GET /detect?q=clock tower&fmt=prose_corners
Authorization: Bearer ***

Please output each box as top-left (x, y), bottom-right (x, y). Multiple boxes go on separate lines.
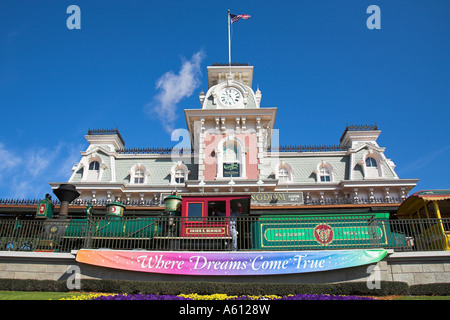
top-left (184, 63), bottom-right (277, 191)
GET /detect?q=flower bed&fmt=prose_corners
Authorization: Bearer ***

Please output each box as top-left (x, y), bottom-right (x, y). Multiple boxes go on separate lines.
top-left (66, 293), bottom-right (375, 300)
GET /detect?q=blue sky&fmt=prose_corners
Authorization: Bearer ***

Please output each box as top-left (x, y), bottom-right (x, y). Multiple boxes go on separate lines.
top-left (0, 0), bottom-right (449, 199)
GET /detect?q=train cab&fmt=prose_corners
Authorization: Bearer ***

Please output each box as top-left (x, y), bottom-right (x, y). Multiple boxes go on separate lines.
top-left (180, 195), bottom-right (250, 238)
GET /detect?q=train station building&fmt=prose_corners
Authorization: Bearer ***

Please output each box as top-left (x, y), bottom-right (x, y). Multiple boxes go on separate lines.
top-left (54, 62), bottom-right (418, 215)
top-left (3, 63), bottom-right (450, 289)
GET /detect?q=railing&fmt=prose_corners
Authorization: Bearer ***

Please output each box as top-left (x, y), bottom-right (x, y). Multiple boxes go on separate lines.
top-left (0, 196), bottom-right (405, 208)
top-left (0, 216), bottom-right (448, 253)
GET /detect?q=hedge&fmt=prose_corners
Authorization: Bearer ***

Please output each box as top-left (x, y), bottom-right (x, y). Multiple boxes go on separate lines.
top-left (1, 279), bottom-right (450, 296)
top-left (0, 279), bottom-right (419, 296)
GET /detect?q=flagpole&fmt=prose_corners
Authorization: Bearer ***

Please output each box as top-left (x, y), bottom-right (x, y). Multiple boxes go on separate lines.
top-left (228, 9), bottom-right (231, 74)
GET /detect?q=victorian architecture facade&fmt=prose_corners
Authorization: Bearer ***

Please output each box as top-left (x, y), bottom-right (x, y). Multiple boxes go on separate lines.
top-left (52, 63), bottom-right (418, 211)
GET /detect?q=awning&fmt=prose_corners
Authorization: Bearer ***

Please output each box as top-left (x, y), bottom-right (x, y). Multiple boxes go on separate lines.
top-left (396, 190), bottom-right (450, 217)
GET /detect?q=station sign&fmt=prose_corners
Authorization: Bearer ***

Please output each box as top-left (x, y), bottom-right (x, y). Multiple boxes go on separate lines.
top-left (250, 192), bottom-right (303, 206)
top-left (161, 192), bottom-right (304, 206)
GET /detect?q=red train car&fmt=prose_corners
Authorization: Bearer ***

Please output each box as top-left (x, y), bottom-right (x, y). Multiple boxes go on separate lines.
top-left (180, 195), bottom-right (250, 239)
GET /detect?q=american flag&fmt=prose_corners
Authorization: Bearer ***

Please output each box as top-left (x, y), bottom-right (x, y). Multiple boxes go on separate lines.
top-left (230, 13), bottom-right (251, 23)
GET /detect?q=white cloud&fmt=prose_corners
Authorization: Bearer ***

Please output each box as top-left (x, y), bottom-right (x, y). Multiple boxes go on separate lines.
top-left (145, 50), bottom-right (205, 133)
top-left (0, 141), bottom-right (83, 199)
top-left (0, 142), bottom-right (20, 173)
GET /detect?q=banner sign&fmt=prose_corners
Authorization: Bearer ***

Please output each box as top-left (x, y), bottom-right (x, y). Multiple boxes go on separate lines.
top-left (76, 249), bottom-right (386, 276)
top-left (223, 163), bottom-right (240, 177)
top-left (250, 192), bottom-right (303, 205)
top-left (160, 192), bottom-right (304, 206)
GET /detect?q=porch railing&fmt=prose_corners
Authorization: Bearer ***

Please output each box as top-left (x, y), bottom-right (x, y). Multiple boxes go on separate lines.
top-left (0, 216), bottom-right (448, 253)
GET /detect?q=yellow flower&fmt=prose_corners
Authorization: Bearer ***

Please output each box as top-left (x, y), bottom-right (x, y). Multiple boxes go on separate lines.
top-left (60, 293), bottom-right (120, 300)
top-left (177, 293), bottom-right (281, 300)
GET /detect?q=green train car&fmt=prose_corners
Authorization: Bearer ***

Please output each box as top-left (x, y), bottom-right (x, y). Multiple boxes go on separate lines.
top-left (251, 213), bottom-right (408, 250)
top-left (1, 191), bottom-right (409, 252)
top-left (37, 202), bottom-right (160, 251)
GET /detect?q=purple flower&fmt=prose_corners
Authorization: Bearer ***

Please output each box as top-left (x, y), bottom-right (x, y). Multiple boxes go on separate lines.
top-left (92, 294), bottom-right (193, 300)
top-left (91, 294), bottom-right (374, 301)
top-left (273, 294), bottom-right (374, 300)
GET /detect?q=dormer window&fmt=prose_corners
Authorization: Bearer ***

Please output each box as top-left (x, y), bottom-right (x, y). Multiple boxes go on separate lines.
top-left (89, 161), bottom-right (100, 171)
top-left (134, 169), bottom-right (145, 184)
top-left (175, 169), bottom-right (185, 184)
top-left (80, 153), bottom-right (105, 182)
top-left (278, 167), bottom-right (290, 183)
top-left (364, 156), bottom-right (382, 178)
top-left (170, 161), bottom-right (189, 185)
top-left (366, 157), bottom-right (378, 168)
top-left (130, 164), bottom-right (148, 185)
top-left (319, 166), bottom-right (331, 182)
top-left (87, 160), bottom-right (100, 181)
top-left (276, 162), bottom-right (293, 184)
top-left (316, 161), bottom-right (334, 183)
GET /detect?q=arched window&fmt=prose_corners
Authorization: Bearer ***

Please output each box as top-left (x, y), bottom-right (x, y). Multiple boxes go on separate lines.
top-left (87, 160), bottom-right (100, 181)
top-left (89, 161), bottom-right (100, 171)
top-left (134, 169), bottom-right (144, 184)
top-left (276, 162), bottom-right (293, 184)
top-left (278, 167), bottom-right (290, 183)
top-left (319, 166), bottom-right (331, 182)
top-left (223, 141), bottom-right (240, 177)
top-left (175, 169), bottom-right (185, 184)
top-left (366, 157), bottom-right (378, 168)
top-left (130, 164), bottom-right (148, 184)
top-left (80, 152), bottom-right (105, 182)
top-left (170, 161), bottom-right (189, 185)
top-left (216, 136), bottom-right (246, 179)
top-left (364, 156), bottom-right (382, 178)
top-left (316, 161), bottom-right (334, 183)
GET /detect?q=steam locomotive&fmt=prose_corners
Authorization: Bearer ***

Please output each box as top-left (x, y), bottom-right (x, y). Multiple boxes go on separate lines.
top-left (1, 184), bottom-right (408, 252)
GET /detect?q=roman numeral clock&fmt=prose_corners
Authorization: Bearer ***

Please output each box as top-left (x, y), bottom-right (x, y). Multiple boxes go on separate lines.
top-left (220, 87), bottom-right (242, 107)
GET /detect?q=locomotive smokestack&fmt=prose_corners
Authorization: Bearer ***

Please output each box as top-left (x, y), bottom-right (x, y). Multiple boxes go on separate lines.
top-left (53, 184), bottom-right (80, 219)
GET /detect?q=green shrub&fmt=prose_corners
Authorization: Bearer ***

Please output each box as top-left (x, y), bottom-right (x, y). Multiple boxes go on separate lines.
top-left (410, 283), bottom-right (450, 296)
top-left (0, 278), bottom-right (411, 296)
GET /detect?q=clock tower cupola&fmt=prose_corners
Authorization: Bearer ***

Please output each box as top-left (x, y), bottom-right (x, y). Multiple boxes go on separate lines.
top-left (185, 63), bottom-right (277, 192)
top-left (199, 63), bottom-right (261, 109)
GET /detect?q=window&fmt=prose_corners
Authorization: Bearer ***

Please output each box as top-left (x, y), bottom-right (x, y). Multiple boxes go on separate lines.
top-left (316, 161), bottom-right (333, 183)
top-left (276, 162), bottom-right (292, 183)
top-left (207, 201), bottom-right (226, 218)
top-left (224, 144), bottom-right (238, 162)
top-left (89, 161), bottom-right (99, 171)
top-left (366, 157), bottom-right (378, 168)
top-left (319, 167), bottom-right (331, 182)
top-left (86, 160), bottom-right (100, 181)
top-left (170, 162), bottom-right (189, 184)
top-left (217, 137), bottom-right (246, 178)
top-left (175, 169), bottom-right (185, 184)
top-left (187, 202), bottom-right (203, 221)
top-left (134, 169), bottom-right (144, 184)
top-left (223, 141), bottom-right (240, 177)
top-left (365, 156), bottom-right (381, 178)
top-left (130, 164), bottom-right (147, 184)
top-left (278, 167), bottom-right (290, 183)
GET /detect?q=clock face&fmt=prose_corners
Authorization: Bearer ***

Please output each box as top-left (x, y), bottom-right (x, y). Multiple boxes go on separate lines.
top-left (219, 88), bottom-right (241, 107)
